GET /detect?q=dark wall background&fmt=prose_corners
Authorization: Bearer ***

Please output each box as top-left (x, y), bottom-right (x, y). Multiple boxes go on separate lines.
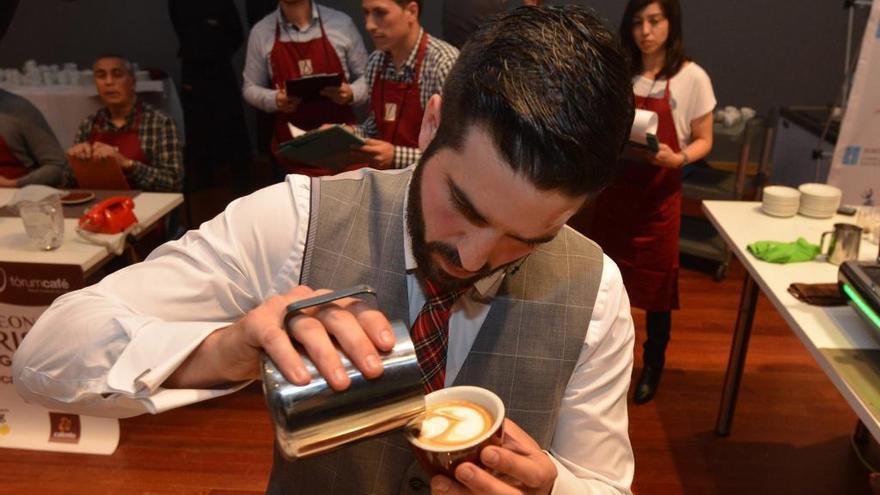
top-left (0, 0), bottom-right (870, 114)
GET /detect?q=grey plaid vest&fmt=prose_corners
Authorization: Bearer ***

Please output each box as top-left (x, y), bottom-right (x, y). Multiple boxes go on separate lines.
top-left (267, 168), bottom-right (604, 494)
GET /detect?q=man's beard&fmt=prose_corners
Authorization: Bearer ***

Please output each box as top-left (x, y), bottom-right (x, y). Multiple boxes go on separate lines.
top-left (406, 158), bottom-right (509, 293)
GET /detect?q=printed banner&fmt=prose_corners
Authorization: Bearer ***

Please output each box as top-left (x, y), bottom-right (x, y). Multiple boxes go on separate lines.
top-left (829, 0), bottom-right (880, 204)
top-left (0, 262), bottom-right (119, 455)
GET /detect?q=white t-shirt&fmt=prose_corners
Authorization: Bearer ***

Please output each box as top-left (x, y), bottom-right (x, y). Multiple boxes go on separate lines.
top-left (632, 61), bottom-right (716, 150)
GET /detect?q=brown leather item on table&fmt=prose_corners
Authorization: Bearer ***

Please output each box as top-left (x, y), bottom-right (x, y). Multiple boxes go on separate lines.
top-left (787, 282), bottom-right (847, 306)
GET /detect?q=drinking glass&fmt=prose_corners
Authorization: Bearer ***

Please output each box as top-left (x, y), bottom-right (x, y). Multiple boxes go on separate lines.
top-left (18, 195), bottom-right (64, 250)
top-left (857, 206), bottom-right (880, 244)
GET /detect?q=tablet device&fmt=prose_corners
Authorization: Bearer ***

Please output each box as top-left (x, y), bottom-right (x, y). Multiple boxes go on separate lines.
top-left (276, 124), bottom-right (366, 170)
top-left (70, 156), bottom-right (131, 190)
top-left (285, 73), bottom-right (344, 101)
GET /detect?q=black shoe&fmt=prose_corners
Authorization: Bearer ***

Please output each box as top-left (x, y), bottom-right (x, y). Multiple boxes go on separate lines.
top-left (633, 365), bottom-right (663, 404)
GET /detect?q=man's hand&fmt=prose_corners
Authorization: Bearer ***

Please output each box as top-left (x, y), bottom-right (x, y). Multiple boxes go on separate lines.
top-left (164, 285), bottom-right (396, 391)
top-left (0, 176), bottom-right (17, 187)
top-left (66, 142), bottom-right (93, 161)
top-left (320, 82), bottom-right (354, 105)
top-left (650, 143), bottom-right (684, 169)
top-left (351, 139), bottom-right (394, 169)
top-left (276, 86), bottom-right (302, 113)
top-left (430, 419), bottom-right (558, 495)
top-left (91, 141), bottom-right (130, 168)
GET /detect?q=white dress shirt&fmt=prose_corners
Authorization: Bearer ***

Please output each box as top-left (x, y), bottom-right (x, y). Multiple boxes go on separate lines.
top-left (243, 3), bottom-right (369, 112)
top-left (14, 170), bottom-right (634, 494)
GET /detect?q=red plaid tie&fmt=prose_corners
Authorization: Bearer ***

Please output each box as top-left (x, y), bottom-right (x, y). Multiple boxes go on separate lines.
top-left (411, 280), bottom-right (467, 393)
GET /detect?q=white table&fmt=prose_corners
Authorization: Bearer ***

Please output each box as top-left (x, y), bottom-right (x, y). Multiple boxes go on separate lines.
top-left (1, 79), bottom-right (184, 149)
top-left (704, 200), bottom-right (880, 439)
top-left (0, 189), bottom-right (183, 275)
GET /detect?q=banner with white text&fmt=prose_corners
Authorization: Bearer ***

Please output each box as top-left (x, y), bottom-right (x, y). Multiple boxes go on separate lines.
top-left (0, 262), bottom-right (118, 455)
top-left (829, 0), bottom-right (880, 204)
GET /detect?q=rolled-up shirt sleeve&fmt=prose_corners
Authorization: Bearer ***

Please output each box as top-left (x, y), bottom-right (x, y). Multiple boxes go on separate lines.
top-left (13, 176), bottom-right (311, 418)
top-left (549, 255), bottom-right (635, 494)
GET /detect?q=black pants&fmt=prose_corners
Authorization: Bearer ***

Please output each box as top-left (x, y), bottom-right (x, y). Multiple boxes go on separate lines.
top-left (643, 311), bottom-right (671, 368)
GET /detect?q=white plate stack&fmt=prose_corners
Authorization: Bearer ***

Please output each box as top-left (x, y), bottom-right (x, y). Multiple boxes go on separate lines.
top-left (761, 185), bottom-right (800, 217)
top-left (798, 183), bottom-right (842, 218)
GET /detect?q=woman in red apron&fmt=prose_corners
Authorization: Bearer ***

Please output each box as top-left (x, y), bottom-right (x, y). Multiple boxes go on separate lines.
top-left (589, 0), bottom-right (715, 404)
top-left (270, 2), bottom-right (358, 177)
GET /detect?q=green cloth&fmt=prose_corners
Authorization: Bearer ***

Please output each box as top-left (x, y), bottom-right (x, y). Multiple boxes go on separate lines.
top-left (747, 237), bottom-right (821, 264)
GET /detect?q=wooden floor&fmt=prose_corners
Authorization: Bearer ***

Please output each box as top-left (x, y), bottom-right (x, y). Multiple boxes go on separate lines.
top-left (2, 165), bottom-right (877, 494)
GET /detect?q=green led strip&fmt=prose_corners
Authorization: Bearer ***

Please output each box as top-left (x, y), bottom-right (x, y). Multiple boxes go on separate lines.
top-left (842, 283), bottom-right (880, 328)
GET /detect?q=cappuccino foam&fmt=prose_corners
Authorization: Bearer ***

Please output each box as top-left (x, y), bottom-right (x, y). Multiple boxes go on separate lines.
top-left (416, 400), bottom-right (493, 447)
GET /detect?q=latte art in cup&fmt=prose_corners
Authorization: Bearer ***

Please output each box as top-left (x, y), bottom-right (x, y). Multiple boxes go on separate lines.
top-left (414, 400), bottom-right (494, 447)
top-left (405, 386), bottom-right (505, 477)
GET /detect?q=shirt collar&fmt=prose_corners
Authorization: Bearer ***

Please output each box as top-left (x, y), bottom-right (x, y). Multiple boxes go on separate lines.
top-left (402, 166), bottom-right (506, 299)
top-left (97, 99), bottom-right (138, 130)
top-left (386, 28), bottom-right (424, 75)
top-left (276, 2), bottom-right (319, 31)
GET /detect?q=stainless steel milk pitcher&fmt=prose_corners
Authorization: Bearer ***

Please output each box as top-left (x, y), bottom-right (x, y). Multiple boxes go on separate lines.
top-left (261, 285), bottom-right (425, 461)
top-left (820, 223), bottom-right (862, 265)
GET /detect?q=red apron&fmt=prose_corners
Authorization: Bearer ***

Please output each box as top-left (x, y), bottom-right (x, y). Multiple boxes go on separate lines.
top-left (0, 135), bottom-right (28, 180)
top-left (589, 79), bottom-right (681, 311)
top-left (270, 11), bottom-right (358, 176)
top-left (370, 31), bottom-right (429, 148)
top-left (88, 103), bottom-right (152, 190)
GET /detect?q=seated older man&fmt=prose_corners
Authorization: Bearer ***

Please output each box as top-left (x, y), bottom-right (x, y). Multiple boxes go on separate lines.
top-left (0, 89), bottom-right (67, 187)
top-left (67, 55), bottom-right (183, 192)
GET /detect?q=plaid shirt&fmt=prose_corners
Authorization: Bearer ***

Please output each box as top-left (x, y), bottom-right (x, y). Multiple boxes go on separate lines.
top-left (354, 29), bottom-right (459, 168)
top-left (74, 101), bottom-right (183, 192)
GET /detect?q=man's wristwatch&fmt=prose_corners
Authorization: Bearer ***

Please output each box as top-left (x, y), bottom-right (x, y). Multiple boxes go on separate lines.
top-left (679, 151), bottom-right (689, 167)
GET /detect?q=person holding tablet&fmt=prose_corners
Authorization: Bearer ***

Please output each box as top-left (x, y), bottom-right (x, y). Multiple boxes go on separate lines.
top-left (243, 0), bottom-right (368, 176)
top-left (345, 0), bottom-right (458, 170)
top-left (588, 0), bottom-right (715, 404)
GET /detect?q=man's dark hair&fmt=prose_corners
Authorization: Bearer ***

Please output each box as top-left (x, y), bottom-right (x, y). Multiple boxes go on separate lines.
top-left (620, 0), bottom-right (687, 79)
top-left (422, 6), bottom-right (634, 197)
top-left (393, 0), bottom-right (421, 19)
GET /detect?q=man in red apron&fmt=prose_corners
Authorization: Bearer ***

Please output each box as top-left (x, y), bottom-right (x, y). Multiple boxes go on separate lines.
top-left (67, 56), bottom-right (183, 192)
top-left (0, 89), bottom-right (67, 187)
top-left (346, 0), bottom-right (459, 170)
top-left (243, 0), bottom-right (369, 176)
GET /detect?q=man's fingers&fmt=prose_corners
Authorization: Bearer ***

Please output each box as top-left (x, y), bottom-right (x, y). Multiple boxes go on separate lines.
top-left (351, 304), bottom-right (396, 352)
top-left (260, 323), bottom-right (310, 385)
top-left (315, 303), bottom-right (383, 380)
top-left (452, 463), bottom-right (520, 495)
top-left (500, 419), bottom-right (542, 453)
top-left (480, 446), bottom-right (544, 488)
top-left (289, 314), bottom-right (350, 390)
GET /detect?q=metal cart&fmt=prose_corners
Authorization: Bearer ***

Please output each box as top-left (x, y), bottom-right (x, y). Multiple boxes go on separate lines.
top-left (679, 115), bottom-right (773, 280)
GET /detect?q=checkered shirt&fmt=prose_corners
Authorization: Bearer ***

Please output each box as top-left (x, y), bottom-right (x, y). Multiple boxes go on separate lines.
top-left (74, 101), bottom-right (183, 192)
top-left (353, 29), bottom-right (459, 168)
